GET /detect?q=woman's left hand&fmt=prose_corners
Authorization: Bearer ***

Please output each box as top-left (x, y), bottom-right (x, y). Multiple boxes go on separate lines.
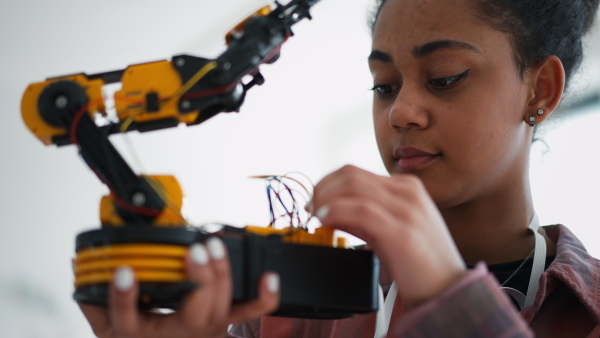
top-left (311, 165), bottom-right (466, 308)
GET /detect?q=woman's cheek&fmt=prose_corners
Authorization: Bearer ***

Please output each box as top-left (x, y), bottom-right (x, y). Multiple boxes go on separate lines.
top-left (373, 114), bottom-right (394, 171)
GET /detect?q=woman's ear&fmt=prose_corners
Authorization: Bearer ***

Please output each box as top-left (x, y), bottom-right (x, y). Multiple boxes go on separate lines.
top-left (524, 55), bottom-right (565, 125)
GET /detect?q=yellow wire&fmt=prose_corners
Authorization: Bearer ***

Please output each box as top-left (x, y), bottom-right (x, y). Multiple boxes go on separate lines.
top-left (120, 112), bottom-right (140, 133)
top-left (93, 63), bottom-right (221, 224)
top-left (145, 177), bottom-right (188, 224)
top-left (117, 61), bottom-right (218, 132)
top-left (170, 61), bottom-right (219, 101)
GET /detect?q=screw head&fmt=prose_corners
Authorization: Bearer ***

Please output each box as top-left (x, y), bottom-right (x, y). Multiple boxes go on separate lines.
top-left (180, 100), bottom-right (191, 109)
top-left (250, 56), bottom-right (261, 65)
top-left (55, 95), bottom-right (68, 109)
top-left (223, 62), bottom-right (232, 70)
top-left (175, 58), bottom-right (185, 67)
top-left (132, 192), bottom-right (146, 206)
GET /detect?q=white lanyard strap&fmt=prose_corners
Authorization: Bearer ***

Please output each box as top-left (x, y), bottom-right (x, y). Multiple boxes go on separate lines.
top-left (374, 281), bottom-right (398, 338)
top-left (524, 213), bottom-right (546, 308)
top-left (500, 213), bottom-right (546, 310)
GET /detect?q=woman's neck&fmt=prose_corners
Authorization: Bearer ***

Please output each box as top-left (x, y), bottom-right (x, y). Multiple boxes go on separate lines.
top-left (441, 183), bottom-right (539, 266)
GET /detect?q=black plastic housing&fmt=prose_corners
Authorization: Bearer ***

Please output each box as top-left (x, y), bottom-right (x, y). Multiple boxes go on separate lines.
top-left (74, 226), bottom-right (379, 319)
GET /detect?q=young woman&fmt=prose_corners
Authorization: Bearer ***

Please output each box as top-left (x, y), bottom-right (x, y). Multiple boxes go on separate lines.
top-left (80, 0), bottom-right (600, 337)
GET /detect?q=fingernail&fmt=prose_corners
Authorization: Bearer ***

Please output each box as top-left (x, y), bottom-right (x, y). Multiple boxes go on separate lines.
top-left (316, 205), bottom-right (329, 220)
top-left (267, 274), bottom-right (280, 293)
top-left (115, 266), bottom-right (134, 292)
top-left (206, 237), bottom-right (226, 260)
top-left (190, 243), bottom-right (209, 265)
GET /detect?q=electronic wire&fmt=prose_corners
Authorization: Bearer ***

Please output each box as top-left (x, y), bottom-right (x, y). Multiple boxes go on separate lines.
top-left (68, 60), bottom-right (226, 223)
top-left (70, 97), bottom-right (104, 146)
top-left (70, 101), bottom-right (186, 224)
top-left (252, 174), bottom-right (314, 229)
top-left (121, 133), bottom-right (146, 175)
top-left (100, 122), bottom-right (145, 224)
top-left (168, 61), bottom-right (219, 103)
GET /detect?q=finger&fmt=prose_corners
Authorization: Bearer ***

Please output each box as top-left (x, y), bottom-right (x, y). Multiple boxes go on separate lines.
top-left (316, 198), bottom-right (401, 245)
top-left (383, 174), bottom-right (447, 230)
top-left (314, 165), bottom-right (366, 192)
top-left (313, 165), bottom-right (365, 205)
top-left (180, 242), bottom-right (214, 328)
top-left (205, 237), bottom-right (232, 323)
top-left (316, 199), bottom-right (415, 295)
top-left (384, 174), bottom-right (430, 207)
top-left (109, 266), bottom-right (141, 337)
top-left (78, 303), bottom-right (112, 338)
top-left (316, 165), bottom-right (423, 205)
top-left (229, 272), bottom-right (280, 324)
top-left (313, 166), bottom-right (390, 213)
top-left (315, 169), bottom-right (428, 226)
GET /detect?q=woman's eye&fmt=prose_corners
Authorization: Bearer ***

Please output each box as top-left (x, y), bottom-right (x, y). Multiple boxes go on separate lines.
top-left (370, 84), bottom-right (399, 99)
top-left (428, 69), bottom-right (470, 90)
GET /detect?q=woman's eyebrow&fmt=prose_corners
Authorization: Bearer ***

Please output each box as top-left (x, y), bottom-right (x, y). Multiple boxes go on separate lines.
top-left (368, 50), bottom-right (393, 63)
top-left (412, 40), bottom-right (481, 58)
top-left (368, 40), bottom-right (481, 63)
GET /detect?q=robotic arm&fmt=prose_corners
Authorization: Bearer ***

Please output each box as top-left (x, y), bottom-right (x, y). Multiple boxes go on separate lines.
top-left (22, 0), bottom-right (319, 225)
top-left (21, 0), bottom-right (379, 318)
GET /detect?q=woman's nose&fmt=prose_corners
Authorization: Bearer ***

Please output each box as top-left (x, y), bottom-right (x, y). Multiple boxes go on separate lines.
top-left (388, 85), bottom-right (430, 130)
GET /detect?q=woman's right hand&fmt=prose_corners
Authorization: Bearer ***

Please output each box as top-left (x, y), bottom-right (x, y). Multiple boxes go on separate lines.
top-left (79, 237), bottom-right (280, 338)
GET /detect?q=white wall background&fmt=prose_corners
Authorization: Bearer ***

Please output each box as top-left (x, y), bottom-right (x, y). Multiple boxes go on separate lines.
top-left (0, 1), bottom-right (598, 337)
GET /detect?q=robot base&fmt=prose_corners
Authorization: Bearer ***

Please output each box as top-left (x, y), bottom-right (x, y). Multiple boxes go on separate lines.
top-left (73, 226), bottom-right (380, 319)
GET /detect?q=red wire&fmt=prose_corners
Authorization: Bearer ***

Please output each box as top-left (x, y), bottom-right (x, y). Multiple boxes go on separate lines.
top-left (70, 82), bottom-right (238, 147)
top-left (111, 193), bottom-right (162, 218)
top-left (111, 192), bottom-right (186, 223)
top-left (67, 99), bottom-right (165, 219)
top-left (68, 85), bottom-right (237, 220)
top-left (69, 102), bottom-right (92, 146)
top-left (181, 83), bottom-right (237, 100)
top-left (69, 98), bottom-right (104, 147)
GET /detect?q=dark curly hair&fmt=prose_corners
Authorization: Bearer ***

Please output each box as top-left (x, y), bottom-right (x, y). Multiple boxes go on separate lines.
top-left (368, 0), bottom-right (599, 91)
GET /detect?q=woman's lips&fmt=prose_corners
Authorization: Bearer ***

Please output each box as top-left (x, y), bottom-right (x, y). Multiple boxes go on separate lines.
top-left (397, 155), bottom-right (439, 170)
top-left (394, 147), bottom-right (440, 170)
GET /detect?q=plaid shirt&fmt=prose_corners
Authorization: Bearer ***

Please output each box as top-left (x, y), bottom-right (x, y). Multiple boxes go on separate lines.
top-left (230, 225), bottom-right (600, 337)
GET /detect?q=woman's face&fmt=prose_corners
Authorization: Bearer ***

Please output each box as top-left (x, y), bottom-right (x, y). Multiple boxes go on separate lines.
top-left (370, 0), bottom-right (534, 208)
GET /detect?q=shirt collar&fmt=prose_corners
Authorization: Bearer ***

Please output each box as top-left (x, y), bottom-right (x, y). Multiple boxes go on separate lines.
top-left (543, 224), bottom-right (600, 321)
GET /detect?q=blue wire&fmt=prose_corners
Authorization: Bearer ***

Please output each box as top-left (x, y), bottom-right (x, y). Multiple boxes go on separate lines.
top-left (267, 184), bottom-right (275, 224)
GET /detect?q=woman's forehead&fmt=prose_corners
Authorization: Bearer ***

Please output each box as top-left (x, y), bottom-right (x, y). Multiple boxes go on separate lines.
top-left (371, 0), bottom-right (503, 59)
top-left (376, 0), bottom-right (473, 21)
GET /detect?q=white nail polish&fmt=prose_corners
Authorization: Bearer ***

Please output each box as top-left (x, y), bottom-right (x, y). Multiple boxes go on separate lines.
top-left (206, 237), bottom-right (226, 260)
top-left (190, 243), bottom-right (209, 265)
top-left (115, 266), bottom-right (134, 291)
top-left (267, 274), bottom-right (280, 293)
top-left (316, 205), bottom-right (330, 220)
